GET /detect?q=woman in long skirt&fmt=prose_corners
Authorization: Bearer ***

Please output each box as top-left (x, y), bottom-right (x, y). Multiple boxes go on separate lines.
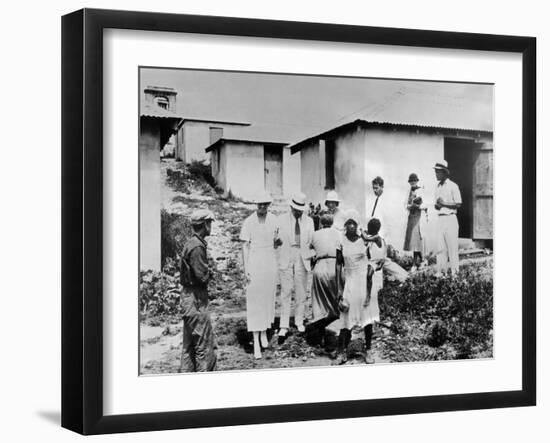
top-left (403, 173), bottom-right (427, 271)
top-left (336, 211), bottom-right (386, 365)
top-left (309, 211), bottom-right (341, 353)
top-left (240, 192), bottom-right (280, 359)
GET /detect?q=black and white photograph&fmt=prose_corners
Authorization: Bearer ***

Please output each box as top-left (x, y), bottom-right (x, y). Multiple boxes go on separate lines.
top-left (139, 67), bottom-right (494, 374)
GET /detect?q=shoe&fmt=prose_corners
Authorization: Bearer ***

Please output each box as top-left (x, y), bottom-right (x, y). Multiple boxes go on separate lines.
top-left (260, 332), bottom-right (269, 348)
top-left (410, 265), bottom-right (417, 273)
top-left (364, 350), bottom-right (375, 364)
top-left (297, 324), bottom-right (305, 333)
top-left (278, 328), bottom-right (288, 337)
top-left (336, 351), bottom-right (348, 365)
top-left (254, 349), bottom-right (262, 360)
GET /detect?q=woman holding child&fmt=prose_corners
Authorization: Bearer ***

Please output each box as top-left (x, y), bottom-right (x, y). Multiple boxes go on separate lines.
top-left (336, 210), bottom-right (386, 364)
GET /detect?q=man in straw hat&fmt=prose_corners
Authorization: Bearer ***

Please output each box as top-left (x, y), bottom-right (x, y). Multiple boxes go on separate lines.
top-left (434, 160), bottom-right (462, 274)
top-left (240, 191), bottom-right (280, 359)
top-left (179, 208), bottom-right (217, 372)
top-left (276, 192), bottom-right (315, 337)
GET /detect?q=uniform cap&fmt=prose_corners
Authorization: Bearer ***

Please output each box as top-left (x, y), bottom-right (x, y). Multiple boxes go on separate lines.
top-left (190, 209), bottom-right (215, 225)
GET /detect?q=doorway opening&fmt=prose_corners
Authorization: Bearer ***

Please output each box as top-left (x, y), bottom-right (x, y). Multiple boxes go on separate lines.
top-left (443, 137), bottom-right (475, 239)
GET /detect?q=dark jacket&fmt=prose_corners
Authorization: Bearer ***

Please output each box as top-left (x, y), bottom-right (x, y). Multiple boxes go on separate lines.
top-left (181, 234), bottom-right (210, 306)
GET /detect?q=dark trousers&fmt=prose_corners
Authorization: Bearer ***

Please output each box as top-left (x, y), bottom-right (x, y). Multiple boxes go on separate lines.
top-left (180, 291), bottom-right (217, 372)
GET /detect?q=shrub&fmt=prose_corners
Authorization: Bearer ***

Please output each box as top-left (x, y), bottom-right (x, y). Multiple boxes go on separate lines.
top-left (379, 262), bottom-right (493, 359)
top-left (188, 160), bottom-right (216, 188)
top-left (139, 270), bottom-right (182, 316)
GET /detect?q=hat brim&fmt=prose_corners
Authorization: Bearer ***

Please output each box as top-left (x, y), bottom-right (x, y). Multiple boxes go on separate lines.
top-left (325, 199), bottom-right (341, 204)
top-left (290, 202), bottom-right (306, 211)
top-left (433, 166), bottom-right (449, 172)
top-left (254, 199), bottom-right (272, 204)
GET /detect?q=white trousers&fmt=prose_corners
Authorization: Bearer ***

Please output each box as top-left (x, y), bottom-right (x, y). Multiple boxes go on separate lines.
top-left (437, 214), bottom-right (459, 274)
top-left (279, 246), bottom-right (308, 329)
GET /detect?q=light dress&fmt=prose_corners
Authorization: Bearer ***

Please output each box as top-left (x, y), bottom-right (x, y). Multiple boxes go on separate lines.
top-left (340, 235), bottom-right (386, 329)
top-left (240, 212), bottom-right (279, 332)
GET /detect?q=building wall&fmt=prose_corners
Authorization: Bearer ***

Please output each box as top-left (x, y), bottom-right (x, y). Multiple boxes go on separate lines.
top-left (224, 143), bottom-right (265, 200)
top-left (300, 140), bottom-right (323, 205)
top-left (333, 130), bottom-right (368, 220)
top-left (211, 144), bottom-right (227, 191)
top-left (176, 121), bottom-right (247, 163)
top-left (298, 126), bottom-right (495, 253)
top-left (139, 119), bottom-right (161, 271)
top-left (283, 147), bottom-right (301, 197)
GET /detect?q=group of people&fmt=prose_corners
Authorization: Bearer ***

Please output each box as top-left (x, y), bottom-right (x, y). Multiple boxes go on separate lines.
top-left (178, 160), bottom-right (462, 371)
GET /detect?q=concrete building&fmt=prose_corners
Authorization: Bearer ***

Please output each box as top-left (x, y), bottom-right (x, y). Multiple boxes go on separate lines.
top-left (140, 86), bottom-right (182, 271)
top-left (289, 91), bottom-right (493, 252)
top-left (206, 138), bottom-right (301, 201)
top-left (174, 119), bottom-right (250, 163)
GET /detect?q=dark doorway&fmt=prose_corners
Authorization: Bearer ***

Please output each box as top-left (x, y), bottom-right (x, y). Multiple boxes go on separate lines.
top-left (443, 137), bottom-right (475, 239)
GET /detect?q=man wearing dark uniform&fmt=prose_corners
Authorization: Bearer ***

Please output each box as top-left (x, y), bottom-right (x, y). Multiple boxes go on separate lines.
top-left (180, 209), bottom-right (217, 372)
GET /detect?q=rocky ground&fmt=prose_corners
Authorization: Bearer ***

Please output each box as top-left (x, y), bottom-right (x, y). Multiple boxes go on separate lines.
top-left (139, 159), bottom-right (493, 374)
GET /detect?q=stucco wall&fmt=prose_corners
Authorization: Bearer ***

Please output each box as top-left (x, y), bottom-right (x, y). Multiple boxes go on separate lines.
top-left (300, 140), bottom-right (323, 205)
top-left (224, 143), bottom-right (265, 200)
top-left (333, 130), bottom-right (368, 220)
top-left (211, 145), bottom-right (227, 191)
top-left (283, 147), bottom-right (301, 197)
top-left (139, 119), bottom-right (161, 271)
top-left (178, 121), bottom-right (248, 163)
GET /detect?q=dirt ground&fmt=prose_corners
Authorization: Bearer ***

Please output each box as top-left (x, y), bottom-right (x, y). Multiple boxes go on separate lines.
top-left (140, 159), bottom-right (491, 374)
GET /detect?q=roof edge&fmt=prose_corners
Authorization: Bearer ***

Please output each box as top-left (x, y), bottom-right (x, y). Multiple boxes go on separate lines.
top-left (289, 120), bottom-right (493, 154)
top-left (205, 138), bottom-right (289, 153)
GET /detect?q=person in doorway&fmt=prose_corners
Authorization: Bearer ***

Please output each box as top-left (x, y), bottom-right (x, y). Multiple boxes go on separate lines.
top-left (336, 211), bottom-right (385, 365)
top-left (240, 191), bottom-right (280, 359)
top-left (324, 190), bottom-right (346, 232)
top-left (366, 176), bottom-right (408, 282)
top-left (276, 192), bottom-right (315, 337)
top-left (403, 173), bottom-right (427, 271)
top-left (434, 160), bottom-right (462, 274)
top-left (179, 209), bottom-right (217, 372)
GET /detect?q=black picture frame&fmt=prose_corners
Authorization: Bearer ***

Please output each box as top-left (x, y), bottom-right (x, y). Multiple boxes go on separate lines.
top-left (61, 8), bottom-right (536, 435)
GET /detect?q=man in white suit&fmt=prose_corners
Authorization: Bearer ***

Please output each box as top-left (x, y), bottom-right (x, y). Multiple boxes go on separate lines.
top-left (276, 192), bottom-right (315, 336)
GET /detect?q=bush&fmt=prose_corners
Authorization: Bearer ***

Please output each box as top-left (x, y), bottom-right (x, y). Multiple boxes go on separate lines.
top-left (379, 262), bottom-right (493, 359)
top-left (139, 270), bottom-right (182, 316)
top-left (188, 160), bottom-right (216, 189)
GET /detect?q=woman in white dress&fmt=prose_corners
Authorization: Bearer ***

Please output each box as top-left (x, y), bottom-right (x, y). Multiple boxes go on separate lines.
top-left (336, 211), bottom-right (386, 364)
top-left (240, 192), bottom-right (280, 359)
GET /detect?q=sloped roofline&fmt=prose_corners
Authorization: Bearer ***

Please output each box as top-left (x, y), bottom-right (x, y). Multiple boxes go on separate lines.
top-left (289, 119), bottom-right (493, 154)
top-left (205, 138), bottom-right (289, 153)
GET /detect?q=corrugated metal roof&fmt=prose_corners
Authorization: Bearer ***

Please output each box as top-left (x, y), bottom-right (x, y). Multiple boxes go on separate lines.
top-left (140, 102), bottom-right (182, 119)
top-left (356, 89), bottom-right (493, 131)
top-left (288, 89), bottom-right (493, 153)
top-left (180, 117), bottom-right (251, 126)
top-left (289, 119), bottom-right (492, 154)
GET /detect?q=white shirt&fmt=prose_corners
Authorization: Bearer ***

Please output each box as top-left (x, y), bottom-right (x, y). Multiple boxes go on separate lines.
top-left (435, 179), bottom-right (462, 215)
top-left (367, 193), bottom-right (393, 246)
top-left (239, 212), bottom-right (279, 249)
